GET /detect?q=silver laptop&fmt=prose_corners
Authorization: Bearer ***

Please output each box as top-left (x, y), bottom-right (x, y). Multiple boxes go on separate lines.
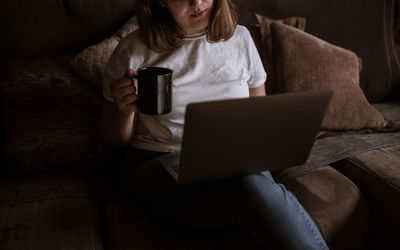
top-left (158, 89), bottom-right (333, 185)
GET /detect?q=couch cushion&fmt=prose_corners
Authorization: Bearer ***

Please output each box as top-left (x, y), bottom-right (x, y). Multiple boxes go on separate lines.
top-left (278, 166), bottom-right (368, 249)
top-left (235, 0), bottom-right (400, 103)
top-left (253, 14), bottom-right (306, 95)
top-left (70, 16), bottom-right (139, 89)
top-left (0, 0), bottom-right (137, 58)
top-left (333, 145), bottom-right (400, 249)
top-left (0, 170), bottom-right (122, 207)
top-left (270, 22), bottom-right (400, 134)
top-left (103, 202), bottom-right (220, 250)
top-left (0, 198), bottom-right (103, 250)
top-left (0, 54), bottom-right (109, 175)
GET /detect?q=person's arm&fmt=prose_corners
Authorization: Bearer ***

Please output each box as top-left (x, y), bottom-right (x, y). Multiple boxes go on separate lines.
top-left (99, 69), bottom-right (139, 147)
top-left (249, 84), bottom-right (266, 97)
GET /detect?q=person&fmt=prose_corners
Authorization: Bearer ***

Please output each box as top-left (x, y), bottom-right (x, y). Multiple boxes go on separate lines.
top-left (99, 0), bottom-right (329, 249)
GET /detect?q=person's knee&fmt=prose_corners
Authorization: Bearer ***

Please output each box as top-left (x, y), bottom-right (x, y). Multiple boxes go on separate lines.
top-left (233, 173), bottom-right (298, 218)
top-left (237, 173), bottom-right (284, 196)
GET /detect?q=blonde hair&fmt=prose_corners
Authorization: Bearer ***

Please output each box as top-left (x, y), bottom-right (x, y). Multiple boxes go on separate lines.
top-left (137, 0), bottom-right (237, 52)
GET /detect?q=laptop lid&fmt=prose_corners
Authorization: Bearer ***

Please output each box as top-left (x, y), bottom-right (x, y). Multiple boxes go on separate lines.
top-left (175, 89), bottom-right (333, 185)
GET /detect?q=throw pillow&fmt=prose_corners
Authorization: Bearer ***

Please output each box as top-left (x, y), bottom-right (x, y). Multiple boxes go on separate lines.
top-left (270, 22), bottom-right (400, 133)
top-left (70, 16), bottom-right (138, 89)
top-left (255, 13), bottom-right (306, 94)
top-left (0, 54), bottom-right (111, 175)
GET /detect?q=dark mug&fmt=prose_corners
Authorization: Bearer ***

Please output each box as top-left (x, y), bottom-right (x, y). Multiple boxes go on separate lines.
top-left (132, 67), bottom-right (173, 115)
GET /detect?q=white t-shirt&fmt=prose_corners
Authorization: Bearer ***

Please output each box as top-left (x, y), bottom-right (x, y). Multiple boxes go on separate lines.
top-left (103, 25), bottom-right (267, 152)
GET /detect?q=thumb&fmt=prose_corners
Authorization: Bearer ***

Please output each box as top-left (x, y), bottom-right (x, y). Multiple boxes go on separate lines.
top-left (125, 68), bottom-right (135, 78)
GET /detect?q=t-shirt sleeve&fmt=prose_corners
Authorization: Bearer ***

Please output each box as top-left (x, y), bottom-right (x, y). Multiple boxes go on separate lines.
top-left (102, 40), bottom-right (130, 102)
top-left (242, 27), bottom-right (267, 88)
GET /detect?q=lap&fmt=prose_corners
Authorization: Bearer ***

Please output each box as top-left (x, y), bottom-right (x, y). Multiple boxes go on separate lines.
top-left (114, 147), bottom-right (328, 250)
top-left (116, 147), bottom-right (290, 229)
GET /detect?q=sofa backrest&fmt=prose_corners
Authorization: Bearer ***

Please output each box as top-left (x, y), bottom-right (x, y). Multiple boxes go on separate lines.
top-left (0, 0), bottom-right (137, 58)
top-left (236, 0), bottom-right (400, 102)
top-left (1, 0), bottom-right (399, 103)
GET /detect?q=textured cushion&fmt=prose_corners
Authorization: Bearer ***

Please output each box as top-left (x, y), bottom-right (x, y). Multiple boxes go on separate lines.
top-left (278, 166), bottom-right (368, 249)
top-left (0, 0), bottom-right (137, 58)
top-left (0, 54), bottom-right (107, 175)
top-left (0, 198), bottom-right (103, 250)
top-left (270, 22), bottom-right (400, 133)
top-left (103, 202), bottom-right (220, 250)
top-left (235, 0), bottom-right (400, 103)
top-left (333, 145), bottom-right (400, 249)
top-left (254, 14), bottom-right (306, 94)
top-left (0, 171), bottom-right (122, 207)
top-left (70, 16), bottom-right (138, 89)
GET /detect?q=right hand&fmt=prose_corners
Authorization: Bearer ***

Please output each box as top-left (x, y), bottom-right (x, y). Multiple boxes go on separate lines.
top-left (110, 69), bottom-right (138, 114)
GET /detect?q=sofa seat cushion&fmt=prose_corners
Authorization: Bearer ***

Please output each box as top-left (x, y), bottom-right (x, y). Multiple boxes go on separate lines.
top-left (333, 145), bottom-right (400, 249)
top-left (335, 145), bottom-right (400, 189)
top-left (104, 166), bottom-right (367, 250)
top-left (0, 197), bottom-right (103, 250)
top-left (0, 170), bottom-right (123, 207)
top-left (103, 202), bottom-right (220, 250)
top-left (0, 171), bottom-right (123, 207)
top-left (278, 166), bottom-right (368, 249)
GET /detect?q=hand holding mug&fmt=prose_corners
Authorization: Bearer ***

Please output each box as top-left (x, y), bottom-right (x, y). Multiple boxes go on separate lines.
top-left (110, 67), bottom-right (172, 115)
top-left (110, 69), bottom-right (138, 114)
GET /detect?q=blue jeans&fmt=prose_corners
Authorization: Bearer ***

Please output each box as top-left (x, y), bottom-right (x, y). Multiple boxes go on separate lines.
top-left (116, 147), bottom-right (329, 250)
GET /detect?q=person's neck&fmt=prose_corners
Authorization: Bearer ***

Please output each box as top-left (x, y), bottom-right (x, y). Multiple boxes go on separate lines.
top-left (184, 27), bottom-right (206, 36)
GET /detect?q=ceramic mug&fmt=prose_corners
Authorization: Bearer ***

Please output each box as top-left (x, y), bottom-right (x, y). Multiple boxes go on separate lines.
top-left (132, 67), bottom-right (173, 115)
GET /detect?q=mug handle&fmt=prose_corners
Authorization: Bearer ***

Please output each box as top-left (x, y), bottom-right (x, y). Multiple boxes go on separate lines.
top-left (128, 74), bottom-right (139, 96)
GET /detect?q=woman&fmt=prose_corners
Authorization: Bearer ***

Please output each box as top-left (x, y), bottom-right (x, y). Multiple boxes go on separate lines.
top-left (99, 0), bottom-right (329, 249)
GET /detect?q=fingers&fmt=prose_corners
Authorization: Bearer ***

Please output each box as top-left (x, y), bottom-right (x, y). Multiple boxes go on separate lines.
top-left (110, 81), bottom-right (137, 99)
top-left (109, 69), bottom-right (139, 114)
top-left (111, 74), bottom-right (134, 89)
top-left (114, 92), bottom-right (138, 114)
top-left (124, 68), bottom-right (135, 78)
top-left (110, 69), bottom-right (135, 89)
top-left (115, 84), bottom-right (136, 97)
top-left (116, 93), bottom-right (138, 108)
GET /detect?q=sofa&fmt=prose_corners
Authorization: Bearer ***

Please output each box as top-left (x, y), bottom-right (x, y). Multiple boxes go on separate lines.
top-left (0, 0), bottom-right (399, 249)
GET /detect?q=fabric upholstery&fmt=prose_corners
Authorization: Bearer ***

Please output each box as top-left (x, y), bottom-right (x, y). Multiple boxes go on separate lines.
top-left (103, 202), bottom-right (220, 250)
top-left (254, 14), bottom-right (306, 94)
top-left (345, 145), bottom-right (400, 188)
top-left (105, 166), bottom-right (367, 249)
top-left (0, 54), bottom-right (107, 175)
top-left (0, 170), bottom-right (123, 207)
top-left (70, 16), bottom-right (138, 89)
top-left (0, 0), bottom-right (395, 249)
top-left (278, 166), bottom-right (367, 248)
top-left (0, 0), bottom-right (137, 58)
top-left (0, 198), bottom-right (103, 250)
top-left (235, 0), bottom-right (400, 103)
top-left (333, 145), bottom-right (400, 250)
top-left (270, 22), bottom-right (400, 133)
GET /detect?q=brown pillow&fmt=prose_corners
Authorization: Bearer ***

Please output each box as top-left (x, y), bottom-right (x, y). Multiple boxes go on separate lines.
top-left (255, 13), bottom-right (306, 94)
top-left (0, 54), bottom-right (110, 175)
top-left (270, 22), bottom-right (400, 133)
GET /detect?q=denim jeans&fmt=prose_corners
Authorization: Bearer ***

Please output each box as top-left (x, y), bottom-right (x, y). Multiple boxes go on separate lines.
top-left (116, 147), bottom-right (329, 250)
